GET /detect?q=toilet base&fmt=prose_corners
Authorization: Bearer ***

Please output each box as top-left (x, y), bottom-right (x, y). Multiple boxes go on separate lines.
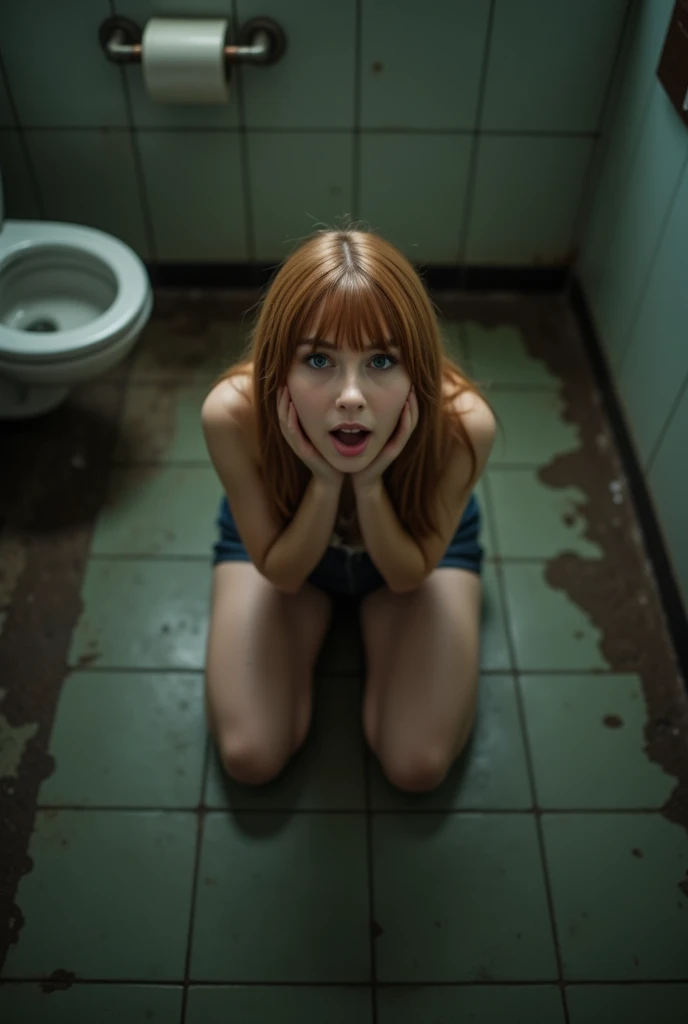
top-left (0, 373), bottom-right (69, 419)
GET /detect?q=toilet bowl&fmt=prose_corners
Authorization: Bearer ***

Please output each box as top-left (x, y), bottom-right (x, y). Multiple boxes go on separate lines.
top-left (0, 177), bottom-right (153, 419)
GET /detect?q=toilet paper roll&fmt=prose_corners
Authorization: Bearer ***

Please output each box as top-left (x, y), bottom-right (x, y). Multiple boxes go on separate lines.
top-left (142, 19), bottom-right (230, 105)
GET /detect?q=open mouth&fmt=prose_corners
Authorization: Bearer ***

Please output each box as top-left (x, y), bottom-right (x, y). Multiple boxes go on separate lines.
top-left (329, 429), bottom-right (372, 456)
top-left (330, 429), bottom-right (371, 445)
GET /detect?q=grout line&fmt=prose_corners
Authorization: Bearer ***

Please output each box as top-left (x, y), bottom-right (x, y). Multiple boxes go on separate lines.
top-left (180, 741), bottom-right (210, 1021)
top-left (32, 805), bottom-right (670, 815)
top-left (87, 553), bottom-right (217, 562)
top-left (0, 124), bottom-right (599, 138)
top-left (457, 0), bottom-right (495, 269)
top-left (114, 11), bottom-right (158, 264)
top-left (0, 50), bottom-right (45, 219)
top-left (483, 511), bottom-right (570, 1024)
top-left (3, 976), bottom-right (686, 986)
top-left (646, 371), bottom-right (688, 477)
top-left (363, 740), bottom-right (378, 1021)
top-left (351, 0), bottom-right (362, 221)
top-left (616, 143), bottom-right (688, 380)
top-left (62, 665), bottom-right (639, 681)
top-left (577, 76), bottom-right (658, 328)
top-left (232, 0), bottom-right (256, 264)
top-left (568, 0), bottom-right (636, 258)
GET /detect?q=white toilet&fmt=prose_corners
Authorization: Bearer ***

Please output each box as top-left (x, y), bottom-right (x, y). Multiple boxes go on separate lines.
top-left (0, 170), bottom-right (153, 419)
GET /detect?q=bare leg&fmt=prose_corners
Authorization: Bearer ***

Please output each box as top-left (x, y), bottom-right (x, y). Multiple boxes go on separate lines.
top-left (205, 562), bottom-right (333, 785)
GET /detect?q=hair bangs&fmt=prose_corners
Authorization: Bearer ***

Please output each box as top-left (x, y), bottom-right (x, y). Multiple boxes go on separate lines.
top-left (294, 277), bottom-right (404, 354)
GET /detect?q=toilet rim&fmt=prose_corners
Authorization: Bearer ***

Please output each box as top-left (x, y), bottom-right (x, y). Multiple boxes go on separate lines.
top-left (0, 223), bottom-right (151, 363)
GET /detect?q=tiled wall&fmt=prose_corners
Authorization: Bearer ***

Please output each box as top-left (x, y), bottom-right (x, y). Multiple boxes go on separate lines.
top-left (578, 0), bottom-right (688, 614)
top-left (0, 0), bottom-right (628, 265)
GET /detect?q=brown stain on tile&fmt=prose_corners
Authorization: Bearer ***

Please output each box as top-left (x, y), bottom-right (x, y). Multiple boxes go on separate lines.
top-left (76, 651), bottom-right (101, 668)
top-left (0, 368), bottom-right (131, 969)
top-left (435, 294), bottom-right (688, 835)
top-left (40, 968), bottom-right (76, 993)
top-left (117, 381), bottom-right (184, 463)
top-left (128, 292), bottom-right (251, 382)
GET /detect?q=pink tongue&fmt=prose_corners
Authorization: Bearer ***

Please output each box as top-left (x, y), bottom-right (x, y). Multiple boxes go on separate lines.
top-left (334, 430), bottom-right (367, 446)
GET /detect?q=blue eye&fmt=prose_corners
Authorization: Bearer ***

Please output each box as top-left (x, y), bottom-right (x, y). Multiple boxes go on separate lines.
top-left (304, 352), bottom-right (397, 370)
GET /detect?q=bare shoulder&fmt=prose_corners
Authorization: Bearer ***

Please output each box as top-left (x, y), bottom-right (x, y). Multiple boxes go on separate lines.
top-left (201, 370), bottom-right (257, 452)
top-left (438, 385), bottom-right (496, 498)
top-left (452, 388), bottom-right (496, 451)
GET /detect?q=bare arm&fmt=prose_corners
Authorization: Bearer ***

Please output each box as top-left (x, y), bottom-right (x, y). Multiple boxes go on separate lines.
top-left (354, 396), bottom-right (497, 594)
top-left (262, 476), bottom-right (343, 594)
top-left (202, 388), bottom-right (343, 596)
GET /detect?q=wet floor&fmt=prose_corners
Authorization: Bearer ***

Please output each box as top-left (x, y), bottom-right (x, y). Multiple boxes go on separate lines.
top-left (1, 291), bottom-right (687, 1022)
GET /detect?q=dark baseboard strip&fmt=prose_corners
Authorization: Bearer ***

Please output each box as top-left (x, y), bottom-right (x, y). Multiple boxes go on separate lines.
top-left (145, 261), bottom-right (570, 293)
top-left (569, 275), bottom-right (688, 683)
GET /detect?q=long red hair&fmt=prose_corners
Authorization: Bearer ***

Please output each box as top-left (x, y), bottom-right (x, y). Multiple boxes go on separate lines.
top-left (211, 228), bottom-right (493, 540)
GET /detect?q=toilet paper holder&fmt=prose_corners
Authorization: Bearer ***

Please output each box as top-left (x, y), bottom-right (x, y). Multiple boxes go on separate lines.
top-left (99, 15), bottom-right (287, 67)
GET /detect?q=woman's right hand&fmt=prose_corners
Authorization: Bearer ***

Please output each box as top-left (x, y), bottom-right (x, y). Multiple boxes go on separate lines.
top-left (277, 387), bottom-right (344, 488)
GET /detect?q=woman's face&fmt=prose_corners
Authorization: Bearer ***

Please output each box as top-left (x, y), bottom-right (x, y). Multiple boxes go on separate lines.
top-left (285, 319), bottom-right (412, 473)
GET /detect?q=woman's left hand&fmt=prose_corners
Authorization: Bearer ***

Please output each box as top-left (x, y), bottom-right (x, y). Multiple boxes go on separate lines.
top-left (351, 388), bottom-right (419, 491)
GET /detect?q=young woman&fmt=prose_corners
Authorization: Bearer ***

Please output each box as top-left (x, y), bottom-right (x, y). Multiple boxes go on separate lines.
top-left (201, 229), bottom-right (496, 794)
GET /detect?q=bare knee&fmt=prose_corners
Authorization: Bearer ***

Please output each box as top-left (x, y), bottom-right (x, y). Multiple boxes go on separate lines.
top-left (379, 746), bottom-right (450, 794)
top-left (218, 730), bottom-right (290, 787)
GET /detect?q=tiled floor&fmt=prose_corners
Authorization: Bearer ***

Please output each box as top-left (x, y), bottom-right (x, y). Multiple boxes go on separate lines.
top-left (1, 295), bottom-right (688, 1022)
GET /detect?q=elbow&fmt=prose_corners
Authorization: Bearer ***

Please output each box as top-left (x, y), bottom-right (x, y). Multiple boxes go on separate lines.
top-left (261, 570), bottom-right (302, 595)
top-left (389, 574), bottom-right (426, 595)
top-left (257, 560), bottom-right (303, 595)
top-left (389, 555), bottom-right (428, 594)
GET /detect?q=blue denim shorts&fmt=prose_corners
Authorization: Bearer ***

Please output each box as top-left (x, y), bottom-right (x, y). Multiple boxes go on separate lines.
top-left (212, 490), bottom-right (483, 598)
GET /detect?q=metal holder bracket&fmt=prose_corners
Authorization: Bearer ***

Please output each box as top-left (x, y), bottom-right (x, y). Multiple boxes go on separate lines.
top-left (99, 15), bottom-right (286, 67)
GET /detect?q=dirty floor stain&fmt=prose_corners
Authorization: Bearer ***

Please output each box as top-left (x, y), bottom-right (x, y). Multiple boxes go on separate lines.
top-left (1, 292), bottom-right (687, 1023)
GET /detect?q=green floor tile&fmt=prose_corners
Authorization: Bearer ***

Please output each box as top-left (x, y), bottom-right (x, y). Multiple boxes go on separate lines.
top-left (464, 322), bottom-right (561, 389)
top-left (369, 675), bottom-right (532, 810)
top-left (190, 812), bottom-right (370, 982)
top-left (68, 560), bottom-right (210, 670)
top-left (480, 563), bottom-right (512, 671)
top-left (0, 983), bottom-right (183, 1023)
top-left (487, 469), bottom-right (603, 559)
top-left (130, 313), bottom-right (248, 383)
top-left (204, 673), bottom-right (366, 810)
top-left (501, 563), bottom-right (609, 670)
top-left (377, 984), bottom-right (565, 1023)
top-left (38, 672), bottom-right (206, 808)
top-left (566, 983), bottom-right (688, 1023)
top-left (92, 466), bottom-right (220, 557)
top-left (186, 985), bottom-right (373, 1023)
top-left (371, 813), bottom-right (557, 982)
top-left (1, 811), bottom-right (196, 980)
top-left (487, 391), bottom-right (580, 465)
top-left (542, 813), bottom-right (688, 980)
top-left (521, 674), bottom-right (674, 809)
top-left (115, 383), bottom-right (210, 463)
